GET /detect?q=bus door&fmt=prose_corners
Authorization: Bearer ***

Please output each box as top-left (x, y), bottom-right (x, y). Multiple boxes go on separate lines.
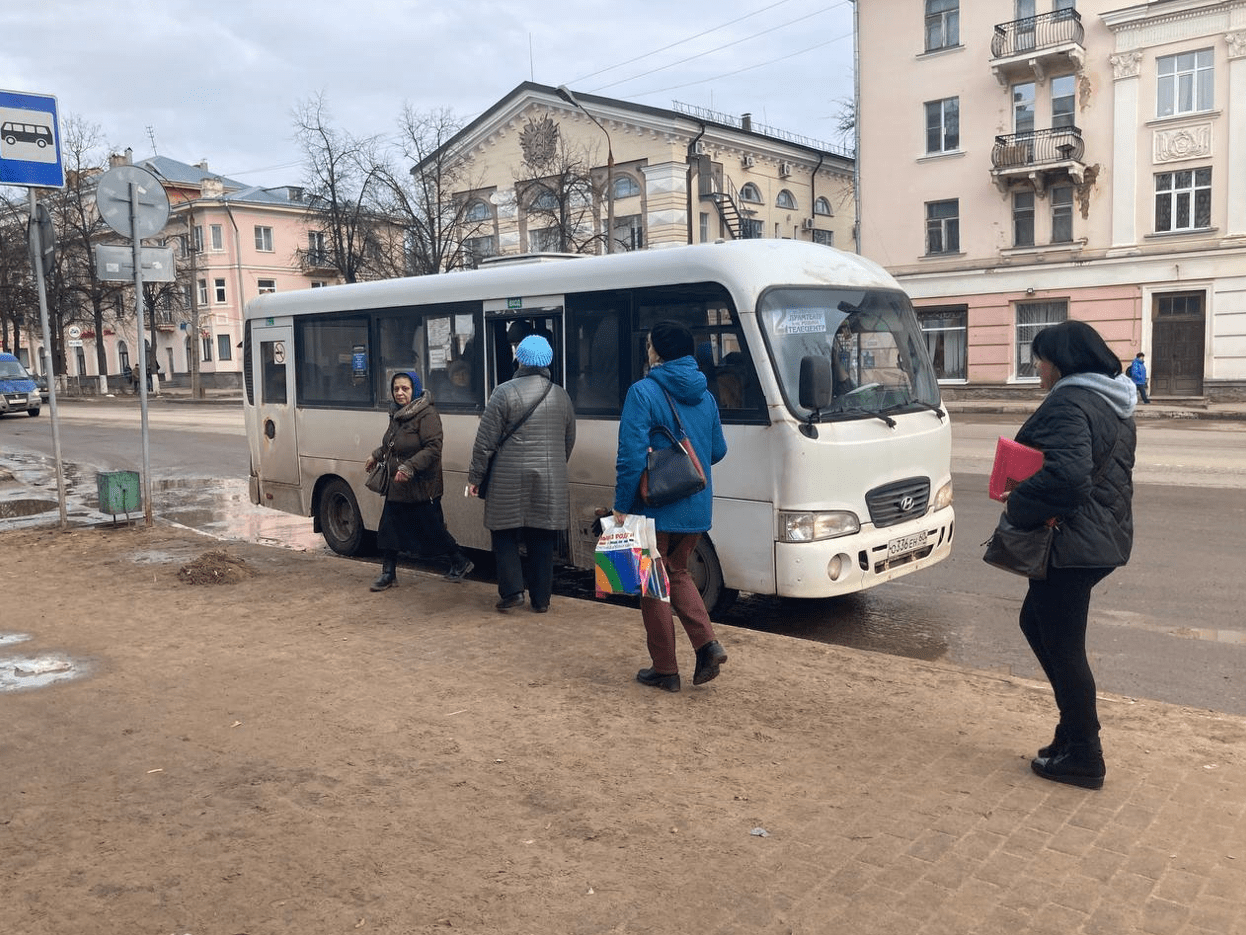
top-left (483, 295), bottom-right (564, 392)
top-left (251, 322), bottom-right (300, 487)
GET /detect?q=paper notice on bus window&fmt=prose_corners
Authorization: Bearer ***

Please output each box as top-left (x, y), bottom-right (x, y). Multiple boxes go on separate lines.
top-left (774, 309), bottom-right (826, 335)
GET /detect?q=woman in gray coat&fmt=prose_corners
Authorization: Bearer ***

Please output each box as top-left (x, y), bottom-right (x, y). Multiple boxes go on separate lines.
top-left (467, 335), bottom-right (576, 613)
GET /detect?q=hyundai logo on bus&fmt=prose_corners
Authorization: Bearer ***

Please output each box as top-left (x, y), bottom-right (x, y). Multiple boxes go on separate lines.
top-left (898, 496), bottom-right (915, 512)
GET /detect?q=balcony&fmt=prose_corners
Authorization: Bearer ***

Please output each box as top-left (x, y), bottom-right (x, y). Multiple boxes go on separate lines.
top-left (297, 248), bottom-right (337, 275)
top-left (991, 127), bottom-right (1085, 193)
top-left (154, 310), bottom-right (177, 332)
top-left (991, 10), bottom-right (1085, 84)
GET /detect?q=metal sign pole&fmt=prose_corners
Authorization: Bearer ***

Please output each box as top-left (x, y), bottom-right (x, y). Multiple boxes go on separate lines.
top-left (27, 189), bottom-right (67, 528)
top-left (130, 180), bottom-right (154, 527)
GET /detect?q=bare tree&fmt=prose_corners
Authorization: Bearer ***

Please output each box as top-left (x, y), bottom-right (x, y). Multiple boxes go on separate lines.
top-left (0, 191), bottom-right (40, 359)
top-left (514, 126), bottom-right (605, 255)
top-left (293, 93), bottom-right (391, 284)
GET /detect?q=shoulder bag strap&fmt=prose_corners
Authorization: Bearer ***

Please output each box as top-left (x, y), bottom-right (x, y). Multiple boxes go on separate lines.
top-left (496, 378), bottom-right (554, 451)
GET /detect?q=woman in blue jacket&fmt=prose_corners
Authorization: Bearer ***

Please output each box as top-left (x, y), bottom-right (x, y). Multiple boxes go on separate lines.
top-left (613, 321), bottom-right (728, 693)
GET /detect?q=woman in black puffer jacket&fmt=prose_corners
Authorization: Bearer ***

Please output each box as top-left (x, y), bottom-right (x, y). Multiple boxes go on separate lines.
top-left (366, 371), bottom-right (473, 592)
top-left (1004, 320), bottom-right (1137, 790)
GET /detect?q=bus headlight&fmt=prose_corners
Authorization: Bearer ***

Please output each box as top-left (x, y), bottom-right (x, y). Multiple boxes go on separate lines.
top-left (779, 511), bottom-right (860, 542)
top-left (933, 480), bottom-right (954, 511)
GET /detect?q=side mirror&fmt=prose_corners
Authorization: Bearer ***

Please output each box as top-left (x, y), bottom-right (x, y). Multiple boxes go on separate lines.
top-left (799, 356), bottom-right (832, 411)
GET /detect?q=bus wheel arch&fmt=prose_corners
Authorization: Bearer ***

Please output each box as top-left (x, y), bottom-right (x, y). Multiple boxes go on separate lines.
top-left (689, 533), bottom-right (738, 617)
top-left (315, 476), bottom-right (372, 556)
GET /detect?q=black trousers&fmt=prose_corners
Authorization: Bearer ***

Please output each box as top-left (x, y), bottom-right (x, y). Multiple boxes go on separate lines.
top-left (491, 527), bottom-right (557, 608)
top-left (1019, 566), bottom-right (1113, 744)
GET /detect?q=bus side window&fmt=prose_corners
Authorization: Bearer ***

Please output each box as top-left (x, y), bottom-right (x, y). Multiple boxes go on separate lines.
top-left (261, 341), bottom-right (287, 405)
top-left (295, 315), bottom-right (371, 407)
top-left (566, 297), bottom-right (623, 416)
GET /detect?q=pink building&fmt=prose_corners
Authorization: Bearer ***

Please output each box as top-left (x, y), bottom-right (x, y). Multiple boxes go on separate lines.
top-left (857, 0), bottom-right (1246, 401)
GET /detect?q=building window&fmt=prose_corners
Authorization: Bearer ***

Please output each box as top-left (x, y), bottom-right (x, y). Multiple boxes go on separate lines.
top-left (812, 229), bottom-right (834, 247)
top-left (612, 175), bottom-right (641, 199)
top-left (925, 199), bottom-right (959, 254)
top-left (700, 212), bottom-right (710, 241)
top-left (1051, 75), bottom-right (1076, 128)
top-left (1155, 168), bottom-right (1211, 232)
top-left (210, 224), bottom-right (223, 251)
top-left (197, 279), bottom-right (208, 306)
top-left (1016, 300), bottom-right (1068, 379)
top-left (214, 278), bottom-right (227, 303)
top-left (202, 335), bottom-right (213, 362)
top-left (917, 306), bottom-right (967, 381)
top-left (530, 226), bottom-right (560, 252)
top-left (1051, 185), bottom-right (1074, 243)
top-left (529, 187), bottom-right (558, 211)
top-left (257, 279), bottom-right (276, 294)
top-left (217, 334), bottom-right (233, 361)
top-left (254, 226), bottom-right (274, 252)
top-left (813, 197), bottom-right (832, 217)
top-left (1012, 82), bottom-right (1035, 134)
top-left (308, 231), bottom-right (327, 264)
top-left (311, 281), bottom-right (326, 288)
top-left (1158, 49), bottom-right (1213, 118)
top-left (192, 226), bottom-right (204, 253)
top-left (465, 200), bottom-right (491, 222)
top-left (117, 341), bottom-right (130, 373)
top-left (741, 218), bottom-right (764, 239)
top-left (925, 97), bottom-right (960, 153)
top-left (612, 215), bottom-right (645, 252)
top-left (463, 234), bottom-right (497, 266)
top-left (1013, 191), bottom-right (1035, 247)
top-left (924, 0), bottom-right (959, 51)
top-left (776, 190), bottom-right (797, 210)
top-left (739, 183), bottom-right (763, 204)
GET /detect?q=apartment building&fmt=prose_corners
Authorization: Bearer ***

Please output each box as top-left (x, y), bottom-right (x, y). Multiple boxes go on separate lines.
top-left (424, 82), bottom-right (855, 263)
top-left (858, 0), bottom-right (1246, 400)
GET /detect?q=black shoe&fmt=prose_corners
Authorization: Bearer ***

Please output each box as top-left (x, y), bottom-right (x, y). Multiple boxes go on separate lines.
top-left (495, 593), bottom-right (525, 612)
top-left (636, 668), bottom-right (681, 692)
top-left (1037, 724), bottom-right (1069, 759)
top-left (531, 604), bottom-right (549, 614)
top-left (693, 640), bottom-right (728, 685)
top-left (1031, 741), bottom-right (1105, 790)
top-left (370, 572), bottom-right (396, 592)
top-left (444, 556), bottom-right (474, 581)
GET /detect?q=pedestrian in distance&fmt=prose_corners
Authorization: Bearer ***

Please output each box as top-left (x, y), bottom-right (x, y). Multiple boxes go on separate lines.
top-left (467, 335), bottom-right (576, 614)
top-left (366, 371), bottom-right (474, 592)
top-left (1129, 351), bottom-right (1151, 403)
top-left (1001, 320), bottom-right (1137, 789)
top-left (613, 320), bottom-right (728, 693)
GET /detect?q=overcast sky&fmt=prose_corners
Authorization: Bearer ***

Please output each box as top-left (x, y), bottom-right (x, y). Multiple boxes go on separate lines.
top-left (2, 0), bottom-right (855, 189)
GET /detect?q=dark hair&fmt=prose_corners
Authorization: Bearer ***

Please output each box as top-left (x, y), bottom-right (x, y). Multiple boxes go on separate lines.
top-left (1030, 320), bottom-right (1121, 378)
top-left (648, 320), bottom-right (695, 361)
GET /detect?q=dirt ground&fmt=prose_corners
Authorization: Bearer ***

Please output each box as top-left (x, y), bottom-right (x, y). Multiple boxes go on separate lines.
top-left (4, 520), bottom-right (1246, 935)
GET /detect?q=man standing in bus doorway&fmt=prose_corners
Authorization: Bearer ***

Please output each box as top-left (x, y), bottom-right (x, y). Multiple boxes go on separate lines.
top-left (467, 335), bottom-right (576, 613)
top-left (1129, 352), bottom-right (1150, 403)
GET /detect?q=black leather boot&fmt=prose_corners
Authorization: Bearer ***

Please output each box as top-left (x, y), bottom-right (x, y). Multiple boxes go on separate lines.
top-left (1037, 723), bottom-right (1069, 759)
top-left (370, 554), bottom-right (397, 592)
top-left (1031, 740), bottom-right (1105, 790)
top-left (693, 640), bottom-right (728, 685)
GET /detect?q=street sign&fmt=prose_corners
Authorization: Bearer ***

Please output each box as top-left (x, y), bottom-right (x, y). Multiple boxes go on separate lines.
top-left (27, 202), bottom-right (55, 278)
top-left (95, 245), bottom-right (176, 282)
top-left (96, 165), bottom-right (170, 240)
top-left (0, 89), bottom-right (64, 188)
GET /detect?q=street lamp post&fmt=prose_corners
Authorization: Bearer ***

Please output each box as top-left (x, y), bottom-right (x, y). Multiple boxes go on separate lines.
top-left (556, 85), bottom-right (615, 254)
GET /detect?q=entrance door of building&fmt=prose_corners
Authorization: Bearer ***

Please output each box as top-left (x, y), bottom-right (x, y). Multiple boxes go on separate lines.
top-left (1151, 291), bottom-right (1205, 397)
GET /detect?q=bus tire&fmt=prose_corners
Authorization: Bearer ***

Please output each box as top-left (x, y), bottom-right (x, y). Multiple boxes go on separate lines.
top-left (318, 477), bottom-right (368, 556)
top-left (689, 534), bottom-right (738, 617)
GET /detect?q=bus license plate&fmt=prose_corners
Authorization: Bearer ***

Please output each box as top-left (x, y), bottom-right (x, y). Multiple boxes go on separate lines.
top-left (887, 531), bottom-right (928, 559)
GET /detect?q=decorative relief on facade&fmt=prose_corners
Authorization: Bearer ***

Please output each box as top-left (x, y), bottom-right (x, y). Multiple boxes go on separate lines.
top-left (1154, 124), bottom-right (1213, 163)
top-left (1228, 32), bottom-right (1246, 59)
top-left (1110, 51), bottom-right (1143, 79)
top-left (519, 116), bottom-right (559, 169)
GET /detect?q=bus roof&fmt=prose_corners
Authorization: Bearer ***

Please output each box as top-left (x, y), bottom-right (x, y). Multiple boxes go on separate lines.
top-left (245, 240), bottom-right (903, 321)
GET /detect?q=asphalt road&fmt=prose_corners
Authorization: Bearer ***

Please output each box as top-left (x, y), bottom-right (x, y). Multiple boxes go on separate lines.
top-left (4, 401), bottom-right (1244, 715)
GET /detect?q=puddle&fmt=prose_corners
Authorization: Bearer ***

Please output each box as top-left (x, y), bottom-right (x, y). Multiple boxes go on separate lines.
top-left (0, 652), bottom-right (89, 692)
top-left (0, 499), bottom-right (58, 518)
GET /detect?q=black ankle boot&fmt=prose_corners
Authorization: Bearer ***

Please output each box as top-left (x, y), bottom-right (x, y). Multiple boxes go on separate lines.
top-left (370, 555), bottom-right (397, 592)
top-left (693, 640), bottom-right (728, 685)
top-left (1038, 723), bottom-right (1069, 759)
top-left (636, 668), bottom-right (681, 693)
top-left (1031, 740), bottom-right (1105, 790)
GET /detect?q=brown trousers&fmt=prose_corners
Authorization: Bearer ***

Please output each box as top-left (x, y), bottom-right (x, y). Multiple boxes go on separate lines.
top-left (641, 532), bottom-right (716, 674)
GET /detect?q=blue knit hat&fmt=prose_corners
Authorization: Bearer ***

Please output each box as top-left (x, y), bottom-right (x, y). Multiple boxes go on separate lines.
top-left (515, 335), bottom-right (553, 368)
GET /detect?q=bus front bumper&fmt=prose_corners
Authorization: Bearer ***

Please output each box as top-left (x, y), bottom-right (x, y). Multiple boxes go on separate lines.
top-left (774, 507), bottom-right (955, 599)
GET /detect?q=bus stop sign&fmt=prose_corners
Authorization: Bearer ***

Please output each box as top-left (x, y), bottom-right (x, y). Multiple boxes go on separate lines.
top-left (0, 89), bottom-right (64, 189)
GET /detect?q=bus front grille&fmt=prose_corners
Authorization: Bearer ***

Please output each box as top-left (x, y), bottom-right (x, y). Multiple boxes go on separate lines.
top-left (865, 477), bottom-right (930, 528)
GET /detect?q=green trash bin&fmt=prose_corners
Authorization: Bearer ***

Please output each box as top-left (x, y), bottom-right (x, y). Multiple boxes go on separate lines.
top-left (97, 471), bottom-right (141, 516)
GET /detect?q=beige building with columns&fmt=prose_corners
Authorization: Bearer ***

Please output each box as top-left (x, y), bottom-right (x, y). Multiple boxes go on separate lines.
top-left (426, 82), bottom-right (855, 264)
top-left (857, 0), bottom-right (1246, 401)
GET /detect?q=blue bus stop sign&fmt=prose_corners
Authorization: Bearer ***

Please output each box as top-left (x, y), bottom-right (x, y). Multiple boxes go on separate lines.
top-left (0, 89), bottom-right (64, 189)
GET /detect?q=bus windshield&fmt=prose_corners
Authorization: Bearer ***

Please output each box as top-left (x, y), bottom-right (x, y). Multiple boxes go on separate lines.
top-left (758, 286), bottom-right (941, 420)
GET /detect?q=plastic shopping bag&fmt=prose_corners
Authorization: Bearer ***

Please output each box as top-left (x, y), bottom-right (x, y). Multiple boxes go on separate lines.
top-left (594, 514), bottom-right (670, 602)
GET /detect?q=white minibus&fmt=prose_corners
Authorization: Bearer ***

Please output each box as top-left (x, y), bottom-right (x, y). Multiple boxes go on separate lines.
top-left (243, 240), bottom-right (954, 612)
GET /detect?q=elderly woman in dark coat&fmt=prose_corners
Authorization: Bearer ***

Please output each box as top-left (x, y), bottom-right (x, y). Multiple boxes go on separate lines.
top-left (1004, 320), bottom-right (1137, 790)
top-left (467, 335), bottom-right (576, 613)
top-left (366, 371), bottom-right (473, 592)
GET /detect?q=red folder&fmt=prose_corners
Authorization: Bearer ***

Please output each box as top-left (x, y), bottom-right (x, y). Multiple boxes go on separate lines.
top-left (989, 437), bottom-right (1044, 502)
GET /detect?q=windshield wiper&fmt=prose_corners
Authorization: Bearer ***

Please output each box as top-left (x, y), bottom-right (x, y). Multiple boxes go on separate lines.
top-left (824, 406), bottom-right (897, 429)
top-left (880, 399), bottom-right (947, 422)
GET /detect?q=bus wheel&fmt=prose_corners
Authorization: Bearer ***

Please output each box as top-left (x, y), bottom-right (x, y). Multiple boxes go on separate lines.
top-left (689, 535), bottom-right (738, 617)
top-left (318, 478), bottom-right (367, 556)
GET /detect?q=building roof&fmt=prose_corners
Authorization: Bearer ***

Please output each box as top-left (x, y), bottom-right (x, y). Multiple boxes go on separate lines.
top-left (133, 154), bottom-right (300, 206)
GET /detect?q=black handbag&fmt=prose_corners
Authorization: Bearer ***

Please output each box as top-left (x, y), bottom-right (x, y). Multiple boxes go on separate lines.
top-left (982, 513), bottom-right (1056, 580)
top-left (639, 388), bottom-right (707, 508)
top-left (365, 442), bottom-right (393, 496)
top-left (477, 379), bottom-right (553, 500)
